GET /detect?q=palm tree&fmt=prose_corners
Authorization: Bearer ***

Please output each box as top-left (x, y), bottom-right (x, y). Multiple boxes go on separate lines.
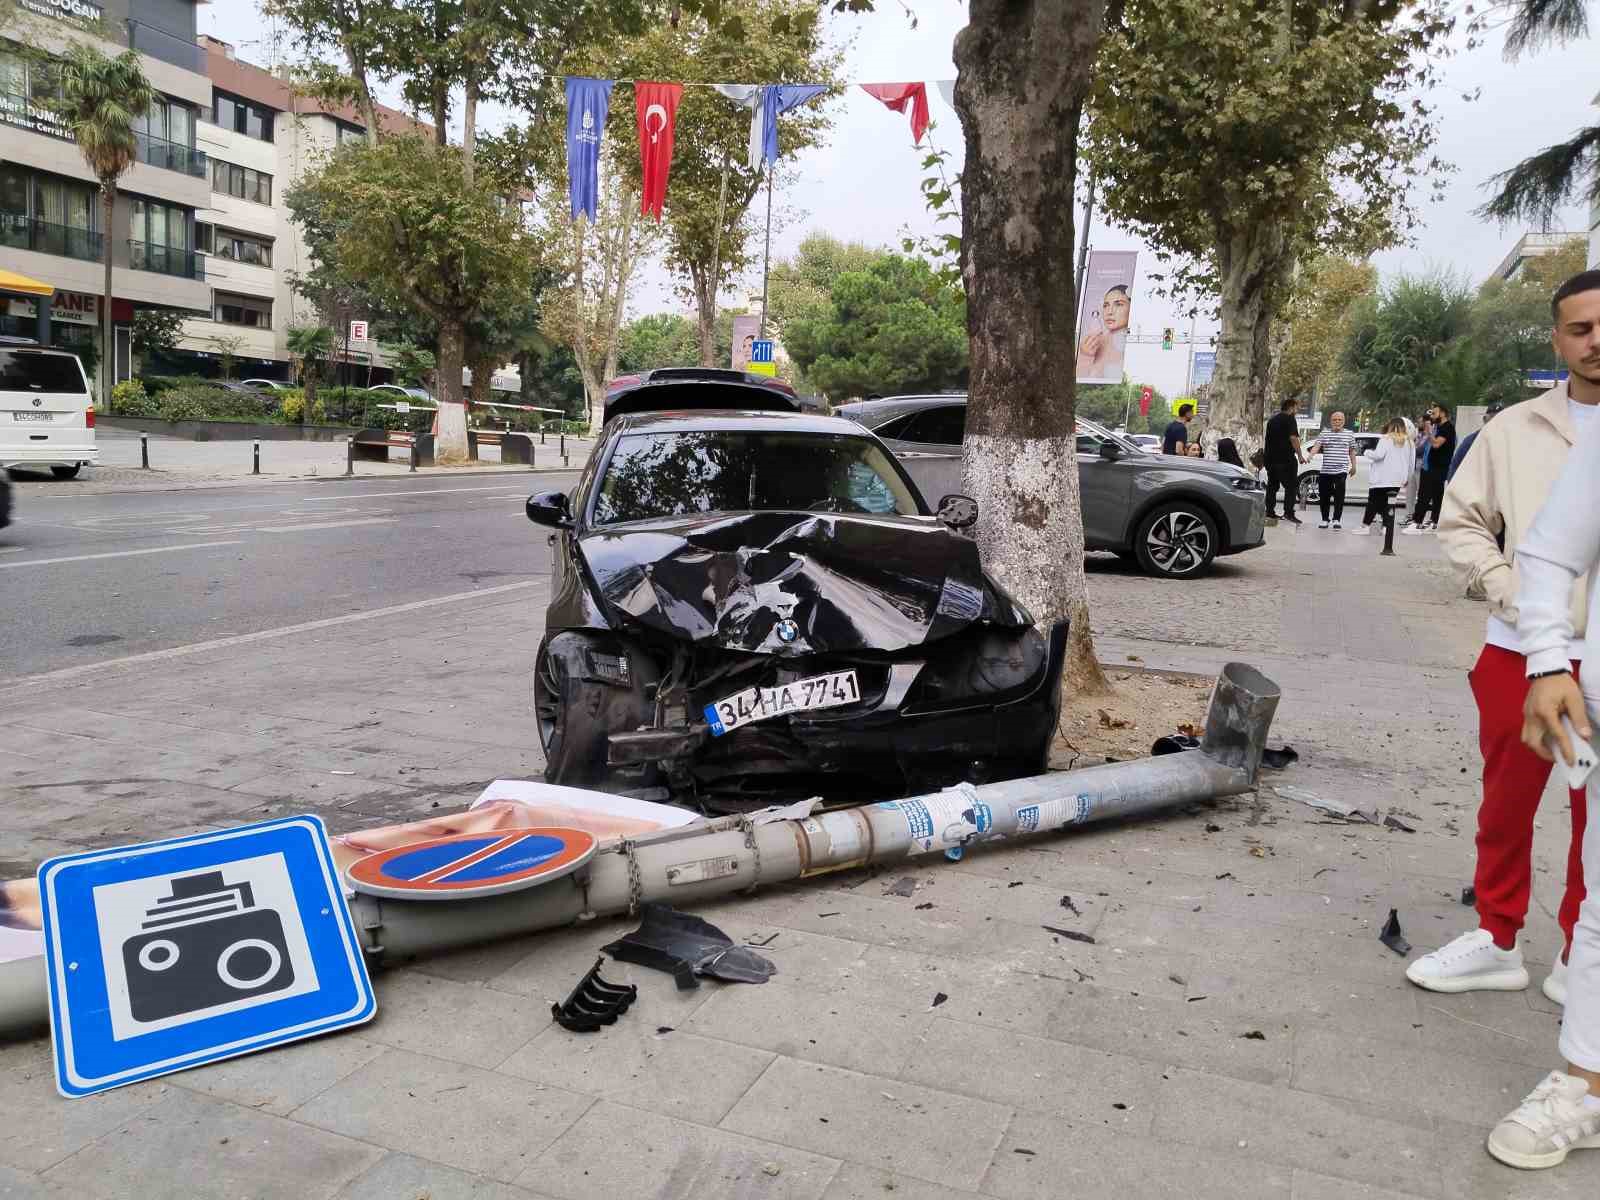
top-left (286, 325), bottom-right (335, 418)
top-left (55, 45), bottom-right (154, 410)
top-left (1480, 0), bottom-right (1598, 229)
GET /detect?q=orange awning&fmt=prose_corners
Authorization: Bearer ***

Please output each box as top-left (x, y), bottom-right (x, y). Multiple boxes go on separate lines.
top-left (0, 269), bottom-right (54, 298)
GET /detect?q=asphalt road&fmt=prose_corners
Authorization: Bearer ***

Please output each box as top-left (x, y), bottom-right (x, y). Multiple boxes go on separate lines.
top-left (0, 472), bottom-right (567, 679)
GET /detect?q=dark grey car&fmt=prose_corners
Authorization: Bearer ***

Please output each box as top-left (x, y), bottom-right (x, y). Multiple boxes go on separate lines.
top-left (836, 395), bottom-right (1267, 579)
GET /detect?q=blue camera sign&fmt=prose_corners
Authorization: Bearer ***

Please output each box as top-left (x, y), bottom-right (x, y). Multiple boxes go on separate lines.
top-left (38, 815), bottom-right (375, 1098)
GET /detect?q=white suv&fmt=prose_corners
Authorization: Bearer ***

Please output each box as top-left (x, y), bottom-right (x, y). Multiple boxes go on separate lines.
top-left (0, 346), bottom-right (98, 479)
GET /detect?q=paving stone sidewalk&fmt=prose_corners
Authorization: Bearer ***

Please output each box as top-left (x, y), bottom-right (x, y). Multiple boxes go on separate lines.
top-left (0, 522), bottom-right (1587, 1199)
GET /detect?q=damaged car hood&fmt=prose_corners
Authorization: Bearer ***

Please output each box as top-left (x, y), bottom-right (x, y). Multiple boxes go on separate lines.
top-left (579, 511), bottom-right (1026, 654)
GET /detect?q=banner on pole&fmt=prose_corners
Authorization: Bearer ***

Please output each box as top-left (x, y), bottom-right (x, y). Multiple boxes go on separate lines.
top-left (635, 82), bottom-right (682, 220)
top-left (731, 315), bottom-right (761, 371)
top-left (565, 77), bottom-right (614, 221)
top-left (860, 83), bottom-right (930, 145)
top-left (1075, 250), bottom-right (1138, 385)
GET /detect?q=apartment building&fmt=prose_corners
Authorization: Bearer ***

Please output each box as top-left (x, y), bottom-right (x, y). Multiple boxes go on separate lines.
top-left (1, 0), bottom-right (211, 388)
top-left (173, 35), bottom-right (423, 383)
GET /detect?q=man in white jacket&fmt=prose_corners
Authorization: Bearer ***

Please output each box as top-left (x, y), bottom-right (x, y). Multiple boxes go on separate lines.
top-left (1411, 272), bottom-right (1600, 1003)
top-left (1488, 268), bottom-right (1600, 1169)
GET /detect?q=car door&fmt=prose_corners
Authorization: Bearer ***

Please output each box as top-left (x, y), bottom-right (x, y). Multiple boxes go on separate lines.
top-left (876, 405), bottom-right (966, 505)
top-left (1075, 427), bottom-right (1136, 548)
top-left (1350, 434), bottom-right (1380, 498)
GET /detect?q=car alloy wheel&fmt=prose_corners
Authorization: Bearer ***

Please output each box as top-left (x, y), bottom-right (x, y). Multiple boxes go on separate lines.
top-left (533, 646), bottom-right (564, 753)
top-left (1137, 504), bottom-right (1216, 578)
top-left (1297, 473), bottom-right (1319, 507)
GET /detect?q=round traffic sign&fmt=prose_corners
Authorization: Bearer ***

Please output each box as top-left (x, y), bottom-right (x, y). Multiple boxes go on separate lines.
top-left (346, 827), bottom-right (596, 900)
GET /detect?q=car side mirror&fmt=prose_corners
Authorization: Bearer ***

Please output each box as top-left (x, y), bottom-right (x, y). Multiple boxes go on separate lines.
top-left (936, 493), bottom-right (979, 530)
top-left (526, 490), bottom-right (573, 529)
top-left (1099, 440), bottom-right (1121, 461)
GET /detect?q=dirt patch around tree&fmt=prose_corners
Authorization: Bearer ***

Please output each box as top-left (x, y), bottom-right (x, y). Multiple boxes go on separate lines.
top-left (1049, 664), bottom-right (1214, 770)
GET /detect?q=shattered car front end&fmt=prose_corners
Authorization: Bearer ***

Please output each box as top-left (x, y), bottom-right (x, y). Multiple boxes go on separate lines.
top-left (530, 411), bottom-right (1068, 813)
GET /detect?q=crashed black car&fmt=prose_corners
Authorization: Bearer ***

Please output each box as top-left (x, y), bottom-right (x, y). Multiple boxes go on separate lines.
top-left (525, 371), bottom-right (1068, 812)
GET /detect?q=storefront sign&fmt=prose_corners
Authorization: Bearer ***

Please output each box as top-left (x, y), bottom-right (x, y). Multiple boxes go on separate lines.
top-left (18, 0), bottom-right (104, 25)
top-left (7, 292), bottom-right (100, 325)
top-left (0, 91), bottom-right (73, 141)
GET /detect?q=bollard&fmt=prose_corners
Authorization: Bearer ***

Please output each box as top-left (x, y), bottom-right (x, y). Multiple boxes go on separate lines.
top-left (1380, 504), bottom-right (1396, 556)
top-left (139, 433), bottom-right (149, 470)
top-left (540, 427), bottom-right (546, 446)
top-left (560, 431), bottom-right (566, 457)
top-left (409, 439), bottom-right (419, 472)
top-left (252, 439), bottom-right (260, 475)
top-left (345, 436), bottom-right (354, 476)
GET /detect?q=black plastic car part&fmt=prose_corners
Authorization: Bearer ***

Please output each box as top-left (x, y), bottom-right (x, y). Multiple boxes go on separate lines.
top-left (551, 957), bottom-right (638, 1031)
top-left (602, 903), bottom-right (778, 990)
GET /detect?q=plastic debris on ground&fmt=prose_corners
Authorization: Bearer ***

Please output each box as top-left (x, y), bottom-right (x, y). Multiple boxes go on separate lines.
top-left (1273, 785), bottom-right (1380, 825)
top-left (1461, 886), bottom-right (1476, 906)
top-left (1259, 745), bottom-right (1299, 770)
top-left (1042, 924), bottom-right (1095, 944)
top-left (1379, 908), bottom-right (1412, 956)
top-left (551, 956), bottom-right (638, 1031)
top-left (883, 875), bottom-right (919, 898)
top-left (1151, 734), bottom-right (1201, 756)
top-left (603, 903), bottom-right (778, 990)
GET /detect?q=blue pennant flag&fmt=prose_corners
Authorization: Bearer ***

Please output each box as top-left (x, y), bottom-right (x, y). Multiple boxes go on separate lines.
top-left (565, 77), bottom-right (614, 221)
top-left (760, 85), bottom-right (827, 170)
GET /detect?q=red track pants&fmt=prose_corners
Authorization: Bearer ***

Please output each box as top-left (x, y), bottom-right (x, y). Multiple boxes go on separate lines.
top-left (1470, 644), bottom-right (1589, 954)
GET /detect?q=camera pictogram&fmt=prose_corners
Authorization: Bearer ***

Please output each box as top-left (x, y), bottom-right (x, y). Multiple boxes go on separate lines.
top-left (121, 870), bottom-right (295, 1023)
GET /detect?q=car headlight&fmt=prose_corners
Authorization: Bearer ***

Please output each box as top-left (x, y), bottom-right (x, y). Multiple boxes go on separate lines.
top-left (904, 627), bottom-right (1049, 713)
top-left (1232, 477), bottom-right (1265, 492)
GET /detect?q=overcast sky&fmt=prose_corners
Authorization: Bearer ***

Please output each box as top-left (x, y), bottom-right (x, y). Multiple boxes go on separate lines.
top-left (210, 2), bottom-right (1599, 397)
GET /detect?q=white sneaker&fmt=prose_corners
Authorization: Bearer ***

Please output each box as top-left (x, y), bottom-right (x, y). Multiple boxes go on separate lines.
top-left (1318, 520), bottom-right (1330, 529)
top-left (1544, 957), bottom-right (1568, 1006)
top-left (1487, 1072), bottom-right (1600, 1170)
top-left (1402, 524), bottom-right (1425, 536)
top-left (1423, 523), bottom-right (1438, 532)
top-left (1332, 520), bottom-right (1342, 530)
top-left (1405, 929), bottom-right (1529, 993)
top-left (1349, 524), bottom-right (1371, 536)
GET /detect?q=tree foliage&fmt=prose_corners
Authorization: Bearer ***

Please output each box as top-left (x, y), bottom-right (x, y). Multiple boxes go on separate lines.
top-left (1076, 380), bottom-right (1171, 435)
top-left (561, 0), bottom-right (843, 363)
top-left (783, 252), bottom-right (967, 400)
top-left (1082, 0), bottom-right (1452, 450)
top-left (1277, 257), bottom-right (1379, 403)
top-left (130, 308), bottom-right (187, 361)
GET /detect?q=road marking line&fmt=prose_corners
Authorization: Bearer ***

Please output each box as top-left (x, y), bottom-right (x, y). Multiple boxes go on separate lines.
top-left (296, 485), bottom-right (530, 501)
top-left (0, 541), bottom-right (243, 570)
top-left (11, 580), bottom-right (544, 686)
top-left (0, 547), bottom-right (25, 555)
top-left (254, 518), bottom-right (397, 533)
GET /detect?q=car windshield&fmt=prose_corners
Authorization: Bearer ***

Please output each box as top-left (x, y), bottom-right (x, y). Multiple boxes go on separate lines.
top-left (594, 430), bottom-right (922, 525)
top-left (0, 351), bottom-right (86, 394)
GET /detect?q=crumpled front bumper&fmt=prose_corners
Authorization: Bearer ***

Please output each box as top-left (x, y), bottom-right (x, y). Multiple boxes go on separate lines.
top-left (607, 621), bottom-right (1070, 802)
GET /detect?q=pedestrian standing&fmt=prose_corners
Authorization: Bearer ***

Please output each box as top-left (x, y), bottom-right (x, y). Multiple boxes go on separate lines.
top-left (1488, 271), bottom-right (1600, 1170)
top-left (1405, 404), bottom-right (1456, 532)
top-left (1304, 411), bottom-right (1357, 529)
top-left (1217, 438), bottom-right (1245, 468)
top-left (1405, 271), bottom-right (1600, 1013)
top-left (1349, 419), bottom-right (1411, 535)
top-left (1262, 397), bottom-right (1304, 526)
top-left (1162, 403), bottom-right (1194, 455)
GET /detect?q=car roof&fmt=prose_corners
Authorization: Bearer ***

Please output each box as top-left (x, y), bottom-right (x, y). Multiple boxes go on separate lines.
top-left (603, 369), bottom-right (798, 425)
top-left (835, 396), bottom-right (965, 428)
top-left (615, 409), bottom-right (872, 438)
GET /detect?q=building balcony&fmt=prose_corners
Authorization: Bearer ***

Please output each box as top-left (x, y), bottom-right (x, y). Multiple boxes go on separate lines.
top-left (134, 131), bottom-right (208, 179)
top-left (127, 240), bottom-right (206, 281)
top-left (0, 212), bottom-right (103, 263)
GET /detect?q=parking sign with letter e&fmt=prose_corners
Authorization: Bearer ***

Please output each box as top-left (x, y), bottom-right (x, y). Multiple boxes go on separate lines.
top-left (38, 815), bottom-right (375, 1098)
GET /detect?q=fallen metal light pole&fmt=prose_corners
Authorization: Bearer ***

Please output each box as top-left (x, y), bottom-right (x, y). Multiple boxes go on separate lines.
top-left (0, 663), bottom-right (1277, 1036)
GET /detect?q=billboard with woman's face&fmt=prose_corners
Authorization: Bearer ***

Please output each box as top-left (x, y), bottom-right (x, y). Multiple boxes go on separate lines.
top-left (1075, 251), bottom-right (1138, 385)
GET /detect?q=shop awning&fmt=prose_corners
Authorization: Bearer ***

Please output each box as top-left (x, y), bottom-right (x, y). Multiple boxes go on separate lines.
top-left (0, 270), bottom-right (54, 298)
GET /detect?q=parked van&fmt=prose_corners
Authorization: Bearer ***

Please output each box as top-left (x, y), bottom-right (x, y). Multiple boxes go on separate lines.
top-left (0, 346), bottom-right (97, 479)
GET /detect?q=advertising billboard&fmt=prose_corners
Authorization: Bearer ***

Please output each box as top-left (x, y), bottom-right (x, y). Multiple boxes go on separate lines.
top-left (1075, 250), bottom-right (1138, 385)
top-left (731, 315), bottom-right (761, 371)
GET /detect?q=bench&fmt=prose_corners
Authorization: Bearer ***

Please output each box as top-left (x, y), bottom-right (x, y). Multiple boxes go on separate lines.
top-left (350, 428), bottom-right (436, 467)
top-left (467, 429), bottom-right (536, 466)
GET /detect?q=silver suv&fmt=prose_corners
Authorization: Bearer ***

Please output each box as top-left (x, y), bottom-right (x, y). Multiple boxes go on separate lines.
top-left (837, 395), bottom-right (1267, 579)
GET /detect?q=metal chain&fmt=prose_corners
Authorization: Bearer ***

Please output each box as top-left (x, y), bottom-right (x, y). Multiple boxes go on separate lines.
top-left (618, 839), bottom-right (644, 916)
top-left (737, 817), bottom-right (761, 893)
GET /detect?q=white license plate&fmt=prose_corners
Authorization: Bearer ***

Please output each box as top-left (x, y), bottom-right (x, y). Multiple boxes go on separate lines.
top-left (704, 669), bottom-right (860, 736)
top-left (12, 411), bottom-right (53, 422)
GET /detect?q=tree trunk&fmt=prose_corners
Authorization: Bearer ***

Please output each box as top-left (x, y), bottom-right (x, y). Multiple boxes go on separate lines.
top-left (689, 263), bottom-right (716, 366)
top-left (953, 0), bottom-right (1109, 697)
top-left (100, 184), bottom-right (114, 410)
top-left (303, 360), bottom-right (319, 415)
top-left (1206, 218), bottom-right (1291, 460)
top-left (435, 319), bottom-right (469, 463)
top-left (462, 77), bottom-right (478, 188)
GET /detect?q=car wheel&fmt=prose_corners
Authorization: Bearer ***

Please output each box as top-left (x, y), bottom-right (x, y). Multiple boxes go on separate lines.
top-left (1296, 473), bottom-right (1318, 508)
top-left (533, 638), bottom-right (610, 786)
top-left (51, 464), bottom-right (81, 480)
top-left (1133, 502), bottom-right (1218, 579)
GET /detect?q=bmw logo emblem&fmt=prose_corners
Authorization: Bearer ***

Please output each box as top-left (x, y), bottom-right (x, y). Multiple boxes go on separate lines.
top-left (775, 619), bottom-right (799, 643)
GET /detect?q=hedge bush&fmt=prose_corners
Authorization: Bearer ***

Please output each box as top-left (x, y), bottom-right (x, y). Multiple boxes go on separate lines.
top-left (110, 379), bottom-right (160, 417)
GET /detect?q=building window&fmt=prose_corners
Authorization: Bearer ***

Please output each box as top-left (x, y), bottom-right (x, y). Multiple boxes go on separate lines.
top-left (212, 89), bottom-right (275, 142)
top-left (129, 197), bottom-right (198, 278)
top-left (195, 221), bottom-right (213, 253)
top-left (213, 290), bottom-right (272, 329)
top-left (213, 230), bottom-right (273, 267)
top-left (211, 159), bottom-right (272, 205)
top-left (0, 44), bottom-right (71, 140)
top-left (334, 120), bottom-right (367, 146)
top-left (0, 164), bottom-right (100, 261)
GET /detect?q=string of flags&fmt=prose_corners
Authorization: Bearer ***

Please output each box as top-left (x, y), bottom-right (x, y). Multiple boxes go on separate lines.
top-left (565, 76), bottom-right (956, 222)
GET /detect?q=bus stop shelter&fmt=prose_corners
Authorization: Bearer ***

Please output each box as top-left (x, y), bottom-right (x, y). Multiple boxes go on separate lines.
top-left (0, 269), bottom-right (54, 345)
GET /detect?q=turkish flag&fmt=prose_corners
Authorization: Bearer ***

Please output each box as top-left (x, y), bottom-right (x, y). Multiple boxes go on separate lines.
top-left (860, 83), bottom-right (930, 145)
top-left (636, 82), bottom-right (682, 220)
top-left (1139, 386), bottom-right (1153, 417)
